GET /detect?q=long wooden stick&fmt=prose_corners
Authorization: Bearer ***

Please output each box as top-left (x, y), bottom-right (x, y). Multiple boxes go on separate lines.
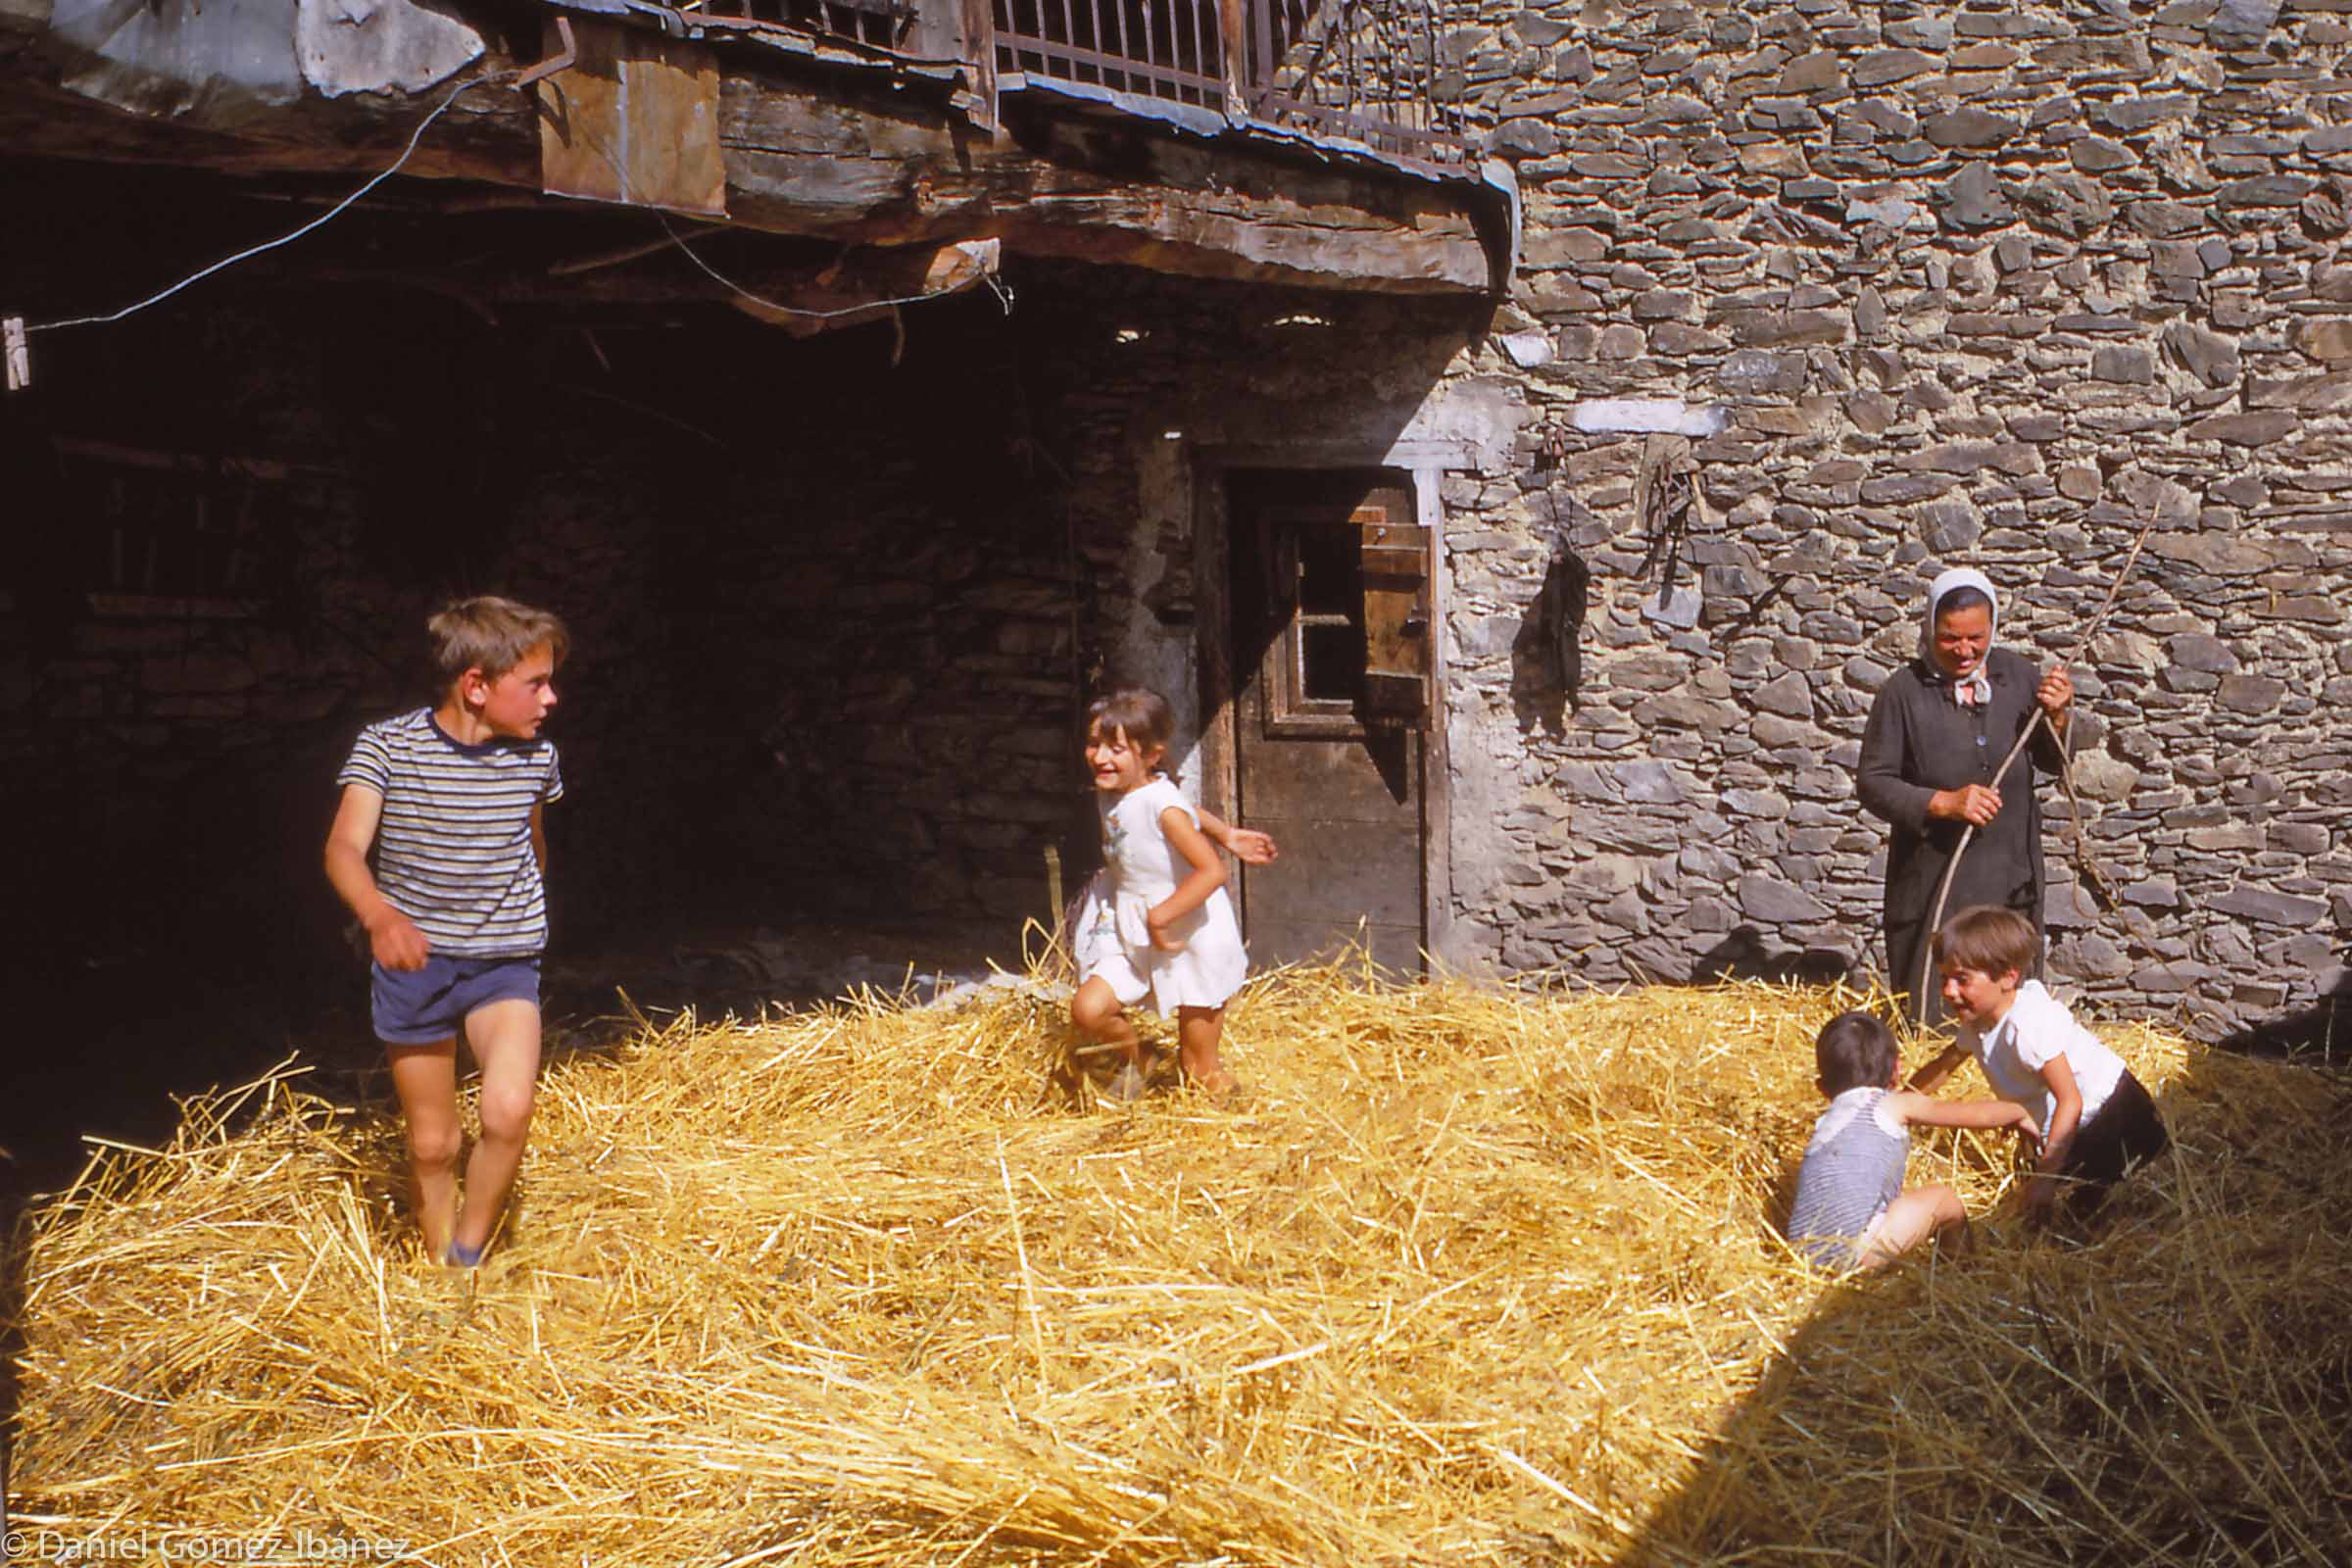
top-left (2065, 511), bottom-right (2160, 658)
top-left (1915, 713), bottom-right (2054, 1023)
top-left (1911, 512), bottom-right (2161, 1024)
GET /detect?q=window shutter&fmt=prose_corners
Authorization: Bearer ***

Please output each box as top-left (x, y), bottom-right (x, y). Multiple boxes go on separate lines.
top-left (1357, 494), bottom-right (1430, 729)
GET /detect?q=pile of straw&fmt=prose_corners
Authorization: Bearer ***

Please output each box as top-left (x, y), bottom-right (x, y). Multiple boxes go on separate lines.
top-left (11, 962), bottom-right (2348, 1565)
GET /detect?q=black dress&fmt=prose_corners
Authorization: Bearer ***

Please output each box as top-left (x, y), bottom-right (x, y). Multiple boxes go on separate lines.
top-left (1856, 646), bottom-right (2065, 1024)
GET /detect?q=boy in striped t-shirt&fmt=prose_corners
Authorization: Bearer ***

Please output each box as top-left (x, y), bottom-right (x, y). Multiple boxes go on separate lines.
top-left (325, 597), bottom-right (567, 1268)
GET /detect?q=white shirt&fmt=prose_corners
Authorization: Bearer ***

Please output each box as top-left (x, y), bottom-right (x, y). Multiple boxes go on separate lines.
top-left (1961, 979), bottom-right (2125, 1133)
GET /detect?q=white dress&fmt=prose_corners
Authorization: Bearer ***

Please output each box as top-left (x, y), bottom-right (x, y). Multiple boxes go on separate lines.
top-left (1074, 776), bottom-right (1249, 1014)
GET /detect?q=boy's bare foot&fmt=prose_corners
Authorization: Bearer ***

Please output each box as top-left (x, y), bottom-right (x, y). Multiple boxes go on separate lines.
top-left (420, 1191), bottom-right (459, 1265)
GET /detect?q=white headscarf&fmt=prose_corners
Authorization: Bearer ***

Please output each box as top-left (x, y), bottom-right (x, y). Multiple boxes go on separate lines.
top-left (1921, 566), bottom-right (1997, 707)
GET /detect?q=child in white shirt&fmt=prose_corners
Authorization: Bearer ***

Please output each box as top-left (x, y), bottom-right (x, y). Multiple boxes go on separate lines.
top-left (1910, 906), bottom-right (2171, 1223)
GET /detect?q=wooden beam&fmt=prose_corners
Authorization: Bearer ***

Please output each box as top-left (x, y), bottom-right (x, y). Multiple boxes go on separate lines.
top-left (718, 94), bottom-right (1492, 291)
top-left (1, 14), bottom-right (1494, 295)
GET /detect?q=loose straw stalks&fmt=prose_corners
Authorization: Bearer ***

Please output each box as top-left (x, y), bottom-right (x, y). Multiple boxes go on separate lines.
top-left (1914, 513), bottom-right (2161, 1022)
top-left (9, 965), bottom-right (2344, 1568)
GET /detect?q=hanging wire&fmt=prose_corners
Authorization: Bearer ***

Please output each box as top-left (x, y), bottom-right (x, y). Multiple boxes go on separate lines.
top-left (27, 72), bottom-right (519, 336)
top-left (655, 215), bottom-right (1010, 320)
top-left (22, 63), bottom-right (1018, 341)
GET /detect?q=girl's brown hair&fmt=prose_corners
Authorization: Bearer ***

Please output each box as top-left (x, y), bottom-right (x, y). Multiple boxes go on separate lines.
top-left (1086, 688), bottom-right (1175, 766)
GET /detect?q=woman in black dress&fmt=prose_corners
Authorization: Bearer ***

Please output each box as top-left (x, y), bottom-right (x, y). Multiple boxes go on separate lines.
top-left (1856, 567), bottom-right (2074, 1025)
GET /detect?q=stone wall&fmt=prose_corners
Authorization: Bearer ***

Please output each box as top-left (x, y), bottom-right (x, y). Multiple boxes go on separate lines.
top-left (1425, 0), bottom-right (2352, 1036)
top-left (1020, 3), bottom-right (2352, 1042)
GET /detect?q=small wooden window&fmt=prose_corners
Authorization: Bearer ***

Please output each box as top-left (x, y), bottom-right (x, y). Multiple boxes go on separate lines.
top-left (53, 438), bottom-right (294, 615)
top-left (1257, 481), bottom-right (1429, 737)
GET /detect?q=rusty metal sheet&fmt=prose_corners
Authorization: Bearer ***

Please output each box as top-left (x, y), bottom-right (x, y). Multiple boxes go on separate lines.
top-left (536, 14), bottom-right (726, 218)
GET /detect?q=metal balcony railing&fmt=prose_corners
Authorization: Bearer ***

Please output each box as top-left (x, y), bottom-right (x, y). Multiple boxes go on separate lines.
top-left (642, 0), bottom-right (1473, 174)
top-left (696, 0), bottom-right (921, 52)
top-left (993, 0), bottom-right (1473, 172)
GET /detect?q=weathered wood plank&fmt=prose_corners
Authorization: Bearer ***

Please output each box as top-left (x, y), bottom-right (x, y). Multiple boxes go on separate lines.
top-left (715, 103), bottom-right (1490, 289)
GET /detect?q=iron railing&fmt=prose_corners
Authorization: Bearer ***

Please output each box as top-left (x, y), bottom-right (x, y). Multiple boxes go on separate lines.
top-left (697, 0), bottom-right (920, 54)
top-left (993, 0), bottom-right (1472, 169)
top-left (637, 0), bottom-right (1473, 171)
top-left (1247, 0), bottom-right (1462, 164)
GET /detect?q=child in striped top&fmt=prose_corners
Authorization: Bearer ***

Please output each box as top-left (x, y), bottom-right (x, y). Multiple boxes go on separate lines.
top-left (1787, 1011), bottom-right (2040, 1271)
top-left (325, 597), bottom-right (567, 1268)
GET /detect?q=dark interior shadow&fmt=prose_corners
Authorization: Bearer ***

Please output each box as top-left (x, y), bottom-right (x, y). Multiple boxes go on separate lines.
top-left (1510, 546), bottom-right (1587, 738)
top-left (2218, 999), bottom-right (2343, 1065)
top-left (1691, 926), bottom-right (1856, 988)
top-left (2, 1150), bottom-right (23, 1522)
top-left (1365, 727), bottom-right (1413, 804)
top-left (1606, 1043), bottom-right (2352, 1564)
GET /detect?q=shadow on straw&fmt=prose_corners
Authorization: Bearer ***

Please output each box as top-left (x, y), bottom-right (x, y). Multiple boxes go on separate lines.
top-left (1608, 1033), bottom-right (2352, 1565)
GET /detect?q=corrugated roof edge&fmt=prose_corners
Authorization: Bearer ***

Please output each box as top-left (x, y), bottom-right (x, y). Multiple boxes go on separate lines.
top-left (531, 0), bottom-right (967, 78)
top-left (1000, 72), bottom-right (1487, 188)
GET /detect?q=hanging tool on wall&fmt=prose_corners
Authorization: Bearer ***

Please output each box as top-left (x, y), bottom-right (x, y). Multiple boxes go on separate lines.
top-left (1636, 433), bottom-right (1698, 629)
top-left (1535, 422), bottom-right (1572, 470)
top-left (1517, 487), bottom-right (1590, 710)
top-left (1527, 542), bottom-right (1589, 708)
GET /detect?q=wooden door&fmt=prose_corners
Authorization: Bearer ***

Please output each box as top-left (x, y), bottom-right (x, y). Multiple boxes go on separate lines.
top-left (1229, 470), bottom-right (1429, 972)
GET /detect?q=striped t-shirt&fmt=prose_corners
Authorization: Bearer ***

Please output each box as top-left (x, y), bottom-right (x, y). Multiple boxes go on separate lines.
top-left (337, 708), bottom-right (564, 957)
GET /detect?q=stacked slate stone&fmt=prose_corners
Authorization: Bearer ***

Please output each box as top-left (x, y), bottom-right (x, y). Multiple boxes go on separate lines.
top-left (1444, 0), bottom-right (2351, 1038)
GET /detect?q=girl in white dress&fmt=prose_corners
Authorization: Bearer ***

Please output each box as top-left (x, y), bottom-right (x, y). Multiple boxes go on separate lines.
top-left (1072, 689), bottom-right (1254, 1101)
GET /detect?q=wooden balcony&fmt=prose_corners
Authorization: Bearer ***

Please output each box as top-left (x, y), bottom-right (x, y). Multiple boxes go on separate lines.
top-left (1, 0), bottom-right (1504, 301)
top-left (659, 0), bottom-right (1476, 174)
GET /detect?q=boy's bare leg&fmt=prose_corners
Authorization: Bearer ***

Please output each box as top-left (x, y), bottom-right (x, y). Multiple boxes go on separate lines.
top-left (1858, 1184), bottom-right (1967, 1270)
top-left (1175, 1005), bottom-right (1235, 1100)
top-left (451, 999), bottom-right (543, 1256)
top-left (387, 1039), bottom-right (464, 1260)
top-left (1072, 977), bottom-right (1143, 1066)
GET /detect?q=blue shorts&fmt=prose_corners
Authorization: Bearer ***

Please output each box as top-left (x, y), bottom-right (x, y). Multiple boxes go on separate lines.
top-left (371, 955), bottom-right (541, 1046)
